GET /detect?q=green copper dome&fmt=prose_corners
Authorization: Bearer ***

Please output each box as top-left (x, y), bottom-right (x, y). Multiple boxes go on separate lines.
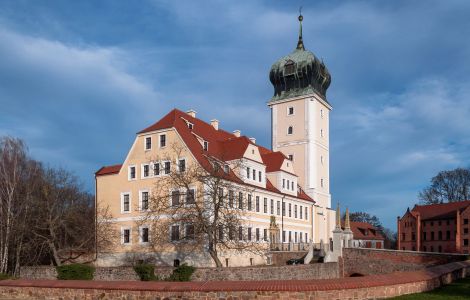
top-left (269, 14), bottom-right (331, 102)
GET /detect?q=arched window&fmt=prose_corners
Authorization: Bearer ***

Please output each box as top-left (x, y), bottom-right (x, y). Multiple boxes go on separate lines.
top-left (287, 126), bottom-right (293, 135)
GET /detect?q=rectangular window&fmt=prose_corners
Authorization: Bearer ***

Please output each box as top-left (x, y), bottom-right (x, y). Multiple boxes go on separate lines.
top-left (305, 233), bottom-right (308, 242)
top-left (229, 226), bottom-right (234, 241)
top-left (431, 232), bottom-right (435, 241)
top-left (291, 181), bottom-right (294, 190)
top-left (289, 203), bottom-right (292, 217)
top-left (288, 231), bottom-right (292, 242)
top-left (287, 180), bottom-right (290, 190)
top-left (282, 231), bottom-right (286, 243)
top-left (122, 193), bottom-right (130, 212)
top-left (141, 191), bottom-right (149, 210)
top-left (164, 161), bottom-right (171, 174)
top-left (295, 232), bottom-right (298, 243)
top-left (256, 228), bottom-right (260, 241)
top-left (446, 230), bottom-right (450, 240)
top-left (423, 232), bottom-right (427, 240)
top-left (178, 159), bottom-right (186, 172)
top-left (203, 141), bottom-right (209, 151)
top-left (288, 106), bottom-right (294, 115)
top-left (270, 199), bottom-right (274, 215)
top-left (294, 205), bottom-right (297, 218)
top-left (171, 225), bottom-right (180, 241)
top-left (153, 163), bottom-right (160, 176)
top-left (143, 164), bottom-right (149, 177)
top-left (186, 189), bottom-right (195, 204)
top-left (255, 196), bottom-right (260, 212)
top-left (171, 191), bottom-right (180, 206)
top-left (224, 165), bottom-right (229, 173)
top-left (123, 228), bottom-right (130, 244)
top-left (263, 198), bottom-right (268, 213)
top-left (238, 226), bottom-right (243, 241)
top-left (247, 228), bottom-right (252, 241)
top-left (288, 154), bottom-right (293, 161)
top-left (129, 166), bottom-right (136, 180)
top-left (299, 205), bottom-right (303, 219)
top-left (258, 171), bottom-right (262, 182)
top-left (238, 192), bottom-right (243, 209)
top-left (247, 194), bottom-right (252, 211)
top-left (282, 202), bottom-right (285, 216)
top-left (141, 227), bottom-right (149, 243)
top-left (305, 207), bottom-right (308, 220)
top-left (252, 169), bottom-right (256, 180)
top-left (218, 188), bottom-right (224, 205)
top-left (186, 224), bottom-right (195, 240)
top-left (263, 229), bottom-right (268, 241)
top-left (282, 179), bottom-right (285, 188)
top-left (160, 134), bottom-right (166, 147)
top-left (464, 239), bottom-right (469, 246)
top-left (219, 225), bottom-right (224, 241)
top-left (464, 228), bottom-right (469, 234)
top-left (464, 219), bottom-right (469, 225)
top-left (228, 190), bottom-right (234, 207)
top-left (145, 137), bottom-right (151, 150)
top-left (276, 201), bottom-right (280, 216)
top-left (247, 167), bottom-right (250, 179)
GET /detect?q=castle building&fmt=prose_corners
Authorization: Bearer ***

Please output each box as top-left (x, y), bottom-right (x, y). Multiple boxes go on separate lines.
top-left (397, 200), bottom-right (470, 254)
top-left (95, 14), bottom-right (336, 267)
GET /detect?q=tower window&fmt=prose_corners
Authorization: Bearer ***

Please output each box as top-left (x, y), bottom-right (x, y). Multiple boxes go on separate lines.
top-left (288, 154), bottom-right (294, 161)
top-left (320, 129), bottom-right (323, 137)
top-left (287, 126), bottom-right (293, 135)
top-left (321, 109), bottom-right (324, 118)
top-left (321, 178), bottom-right (324, 188)
top-left (288, 106), bottom-right (294, 115)
top-left (284, 61), bottom-right (295, 75)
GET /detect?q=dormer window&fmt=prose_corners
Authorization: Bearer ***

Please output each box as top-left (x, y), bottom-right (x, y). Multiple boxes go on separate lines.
top-left (203, 141), bottom-right (209, 151)
top-left (224, 165), bottom-right (229, 174)
top-left (188, 123), bottom-right (193, 129)
top-left (284, 60), bottom-right (295, 76)
top-left (287, 126), bottom-right (293, 135)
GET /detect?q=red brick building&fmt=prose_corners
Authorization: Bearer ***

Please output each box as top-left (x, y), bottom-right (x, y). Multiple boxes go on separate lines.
top-left (397, 200), bottom-right (470, 253)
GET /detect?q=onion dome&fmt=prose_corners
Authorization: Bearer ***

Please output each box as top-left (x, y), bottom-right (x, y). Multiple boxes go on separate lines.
top-left (269, 12), bottom-right (331, 102)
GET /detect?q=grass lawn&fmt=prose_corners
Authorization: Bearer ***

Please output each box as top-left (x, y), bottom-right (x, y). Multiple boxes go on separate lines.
top-left (390, 277), bottom-right (470, 299)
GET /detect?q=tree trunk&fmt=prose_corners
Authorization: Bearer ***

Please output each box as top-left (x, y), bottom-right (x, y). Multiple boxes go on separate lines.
top-left (208, 248), bottom-right (222, 267)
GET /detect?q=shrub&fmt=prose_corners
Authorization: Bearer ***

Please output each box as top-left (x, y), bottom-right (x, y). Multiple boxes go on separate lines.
top-left (56, 264), bottom-right (95, 280)
top-left (0, 273), bottom-right (11, 280)
top-left (133, 263), bottom-right (157, 281)
top-left (168, 263), bottom-right (195, 281)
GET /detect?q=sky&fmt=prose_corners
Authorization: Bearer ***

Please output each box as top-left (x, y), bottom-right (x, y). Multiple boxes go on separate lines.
top-left (1, 0), bottom-right (470, 229)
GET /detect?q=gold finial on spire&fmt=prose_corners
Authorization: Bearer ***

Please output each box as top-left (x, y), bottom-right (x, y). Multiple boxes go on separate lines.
top-left (335, 202), bottom-right (341, 229)
top-left (345, 207), bottom-right (351, 230)
top-left (296, 7), bottom-right (305, 50)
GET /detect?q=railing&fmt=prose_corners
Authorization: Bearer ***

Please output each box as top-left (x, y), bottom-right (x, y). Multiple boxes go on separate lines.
top-left (269, 242), bottom-right (309, 251)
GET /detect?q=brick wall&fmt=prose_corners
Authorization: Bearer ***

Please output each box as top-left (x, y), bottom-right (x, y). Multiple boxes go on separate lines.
top-left (342, 247), bottom-right (468, 276)
top-left (21, 263), bottom-right (338, 281)
top-left (3, 260), bottom-right (470, 300)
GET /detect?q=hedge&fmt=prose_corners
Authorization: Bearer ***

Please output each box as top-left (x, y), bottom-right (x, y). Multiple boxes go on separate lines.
top-left (56, 264), bottom-right (95, 280)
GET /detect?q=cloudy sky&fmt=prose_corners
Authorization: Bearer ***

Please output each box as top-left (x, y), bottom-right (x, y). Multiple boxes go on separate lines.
top-left (1, 0), bottom-right (470, 229)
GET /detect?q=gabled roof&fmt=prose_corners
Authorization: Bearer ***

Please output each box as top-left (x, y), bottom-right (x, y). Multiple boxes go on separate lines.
top-left (410, 200), bottom-right (470, 220)
top-left (97, 109), bottom-right (314, 203)
top-left (343, 221), bottom-right (385, 241)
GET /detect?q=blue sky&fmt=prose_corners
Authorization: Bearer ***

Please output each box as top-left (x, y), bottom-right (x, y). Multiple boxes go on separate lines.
top-left (1, 0), bottom-right (470, 229)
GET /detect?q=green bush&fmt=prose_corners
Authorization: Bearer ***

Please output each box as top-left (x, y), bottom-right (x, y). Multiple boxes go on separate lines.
top-left (168, 263), bottom-right (195, 282)
top-left (56, 264), bottom-right (95, 280)
top-left (133, 264), bottom-right (157, 281)
top-left (0, 273), bottom-right (11, 280)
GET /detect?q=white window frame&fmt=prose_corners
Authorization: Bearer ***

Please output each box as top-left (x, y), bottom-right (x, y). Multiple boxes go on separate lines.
top-left (121, 192), bottom-right (131, 214)
top-left (287, 106), bottom-right (295, 116)
top-left (128, 165), bottom-right (137, 181)
top-left (153, 161), bottom-right (161, 176)
top-left (162, 160), bottom-right (171, 175)
top-left (144, 136), bottom-right (152, 151)
top-left (121, 226), bottom-right (132, 245)
top-left (287, 126), bottom-right (293, 135)
top-left (141, 163), bottom-right (150, 179)
top-left (159, 133), bottom-right (167, 148)
top-left (178, 158), bottom-right (186, 173)
top-left (139, 226), bottom-right (150, 244)
top-left (139, 189), bottom-right (150, 211)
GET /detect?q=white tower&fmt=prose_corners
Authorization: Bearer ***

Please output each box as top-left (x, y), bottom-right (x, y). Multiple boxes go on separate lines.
top-left (267, 12), bottom-right (335, 242)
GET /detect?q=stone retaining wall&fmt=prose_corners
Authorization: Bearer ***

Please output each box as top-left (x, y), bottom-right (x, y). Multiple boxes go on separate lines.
top-left (342, 247), bottom-right (469, 276)
top-left (3, 260), bottom-right (469, 300)
top-left (20, 262), bottom-right (338, 281)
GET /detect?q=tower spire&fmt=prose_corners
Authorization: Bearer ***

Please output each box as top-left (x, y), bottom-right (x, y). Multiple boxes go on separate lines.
top-left (296, 7), bottom-right (305, 50)
top-left (335, 202), bottom-right (342, 230)
top-left (345, 207), bottom-right (351, 230)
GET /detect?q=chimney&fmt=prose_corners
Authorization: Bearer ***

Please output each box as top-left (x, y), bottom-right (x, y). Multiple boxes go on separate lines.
top-left (249, 137), bottom-right (256, 144)
top-left (210, 119), bottom-right (219, 130)
top-left (233, 130), bottom-right (241, 137)
top-left (186, 109), bottom-right (197, 118)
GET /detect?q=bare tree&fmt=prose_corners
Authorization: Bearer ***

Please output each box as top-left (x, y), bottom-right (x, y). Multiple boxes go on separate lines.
top-left (419, 168), bottom-right (470, 204)
top-left (138, 144), bottom-right (264, 267)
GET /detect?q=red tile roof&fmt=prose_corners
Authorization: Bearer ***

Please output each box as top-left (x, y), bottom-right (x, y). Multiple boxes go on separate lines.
top-left (97, 109), bottom-right (314, 203)
top-left (343, 221), bottom-right (385, 241)
top-left (411, 200), bottom-right (470, 220)
top-left (95, 164), bottom-right (121, 176)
